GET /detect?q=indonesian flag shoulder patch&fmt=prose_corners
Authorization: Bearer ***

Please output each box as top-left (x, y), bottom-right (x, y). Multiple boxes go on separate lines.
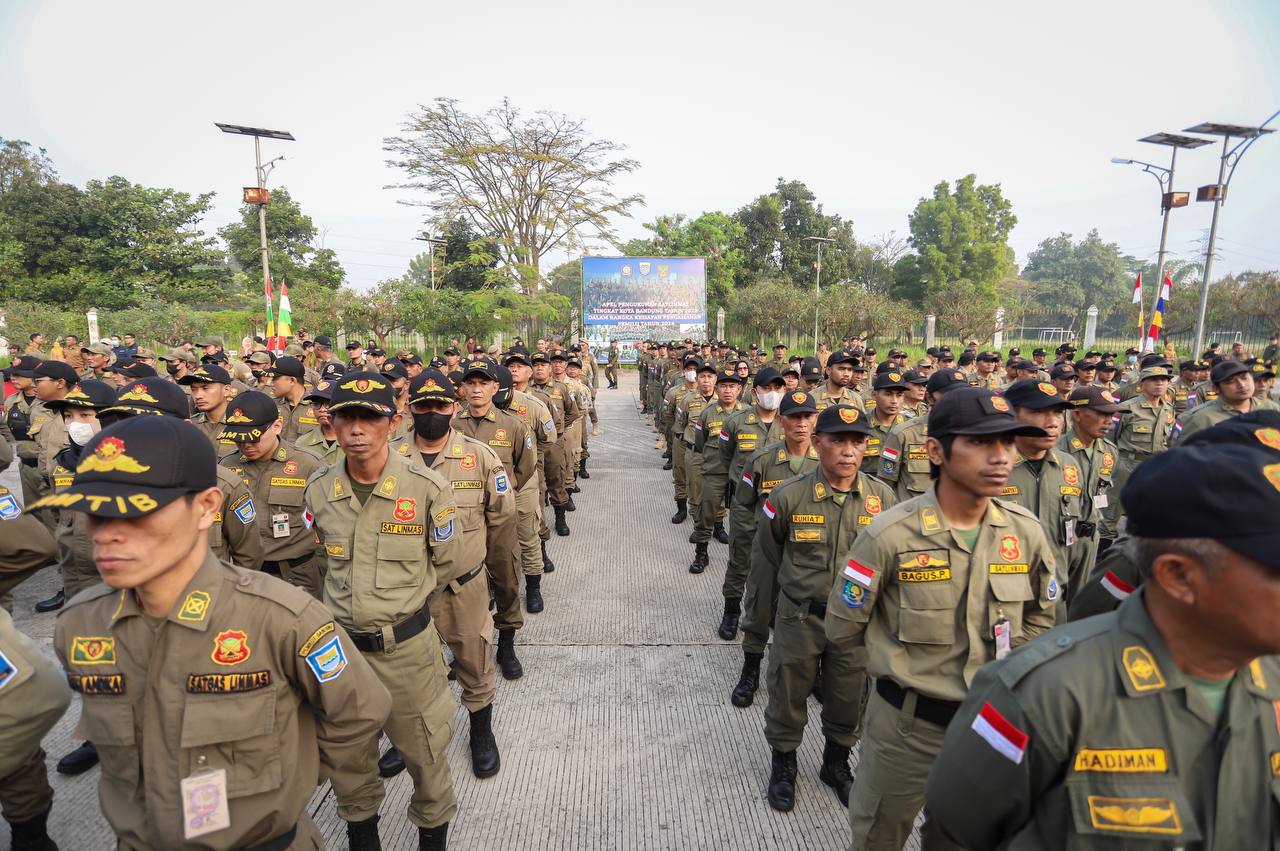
top-left (882, 446), bottom-right (901, 463)
top-left (762, 498), bottom-right (776, 519)
top-left (971, 700), bottom-right (1029, 764)
top-left (1100, 570), bottom-right (1135, 601)
top-left (843, 559), bottom-right (875, 587)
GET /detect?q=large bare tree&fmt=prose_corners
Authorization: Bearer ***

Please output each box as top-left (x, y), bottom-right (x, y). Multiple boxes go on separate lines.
top-left (385, 98), bottom-right (642, 293)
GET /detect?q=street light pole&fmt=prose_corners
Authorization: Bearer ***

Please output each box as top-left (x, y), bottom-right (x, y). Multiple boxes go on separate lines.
top-left (804, 231), bottom-right (837, 352)
top-left (254, 136), bottom-right (271, 299)
top-left (1183, 116), bottom-right (1277, 360)
top-left (415, 233), bottom-right (447, 290)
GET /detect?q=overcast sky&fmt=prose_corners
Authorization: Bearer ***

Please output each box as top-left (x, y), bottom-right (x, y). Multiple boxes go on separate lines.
top-left (3, 0), bottom-right (1278, 291)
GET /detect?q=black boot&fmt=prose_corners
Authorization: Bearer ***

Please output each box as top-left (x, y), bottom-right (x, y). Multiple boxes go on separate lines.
top-left (662, 448), bottom-right (672, 459)
top-left (553, 504), bottom-right (570, 536)
top-left (564, 494), bottom-right (577, 511)
top-left (713, 521), bottom-right (729, 545)
top-left (578, 459), bottom-right (590, 479)
top-left (468, 704), bottom-right (501, 778)
top-left (378, 746), bottom-right (405, 778)
top-left (662, 457), bottom-right (673, 470)
top-left (8, 809), bottom-right (57, 851)
top-left (496, 628), bottom-right (523, 680)
top-left (688, 542), bottom-right (708, 574)
top-left (670, 498), bottom-right (687, 524)
top-left (717, 597), bottom-right (741, 641)
top-left (34, 588), bottom-right (64, 613)
top-left (56, 741), bottom-right (98, 775)
top-left (811, 658), bottom-right (824, 704)
top-left (418, 823), bottom-right (448, 851)
top-left (731, 652), bottom-right (763, 707)
top-left (818, 738), bottom-right (854, 806)
top-left (347, 815), bottom-right (382, 851)
top-left (767, 749), bottom-right (799, 812)
top-left (567, 482), bottom-right (580, 495)
top-left (541, 540), bottom-right (556, 572)
top-left (525, 574), bottom-right (544, 614)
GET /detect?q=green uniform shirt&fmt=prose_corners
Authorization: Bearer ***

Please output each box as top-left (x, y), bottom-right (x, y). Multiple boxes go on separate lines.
top-left (926, 590), bottom-right (1280, 850)
top-left (295, 427), bottom-right (345, 466)
top-left (1057, 431), bottom-right (1118, 538)
top-left (825, 487), bottom-right (1058, 702)
top-left (678, 391), bottom-right (712, 447)
top-left (694, 400), bottom-right (747, 475)
top-left (878, 413), bottom-right (930, 502)
top-left (1002, 450), bottom-right (1089, 599)
top-left (1174, 395), bottom-right (1280, 444)
top-left (863, 412), bottom-right (906, 475)
top-left (719, 408), bottom-right (783, 486)
top-left (1112, 395), bottom-right (1176, 461)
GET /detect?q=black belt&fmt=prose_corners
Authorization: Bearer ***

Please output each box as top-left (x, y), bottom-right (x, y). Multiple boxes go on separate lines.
top-left (876, 678), bottom-right (961, 728)
top-left (244, 824), bottom-right (296, 851)
top-left (347, 602), bottom-right (432, 652)
top-left (451, 563), bottom-right (485, 590)
top-left (262, 553), bottom-right (313, 572)
top-left (782, 589), bottom-right (827, 619)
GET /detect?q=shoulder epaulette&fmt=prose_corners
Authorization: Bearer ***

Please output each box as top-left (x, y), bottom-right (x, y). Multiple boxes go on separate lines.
top-left (232, 568), bottom-right (312, 615)
top-left (996, 614), bottom-right (1115, 690)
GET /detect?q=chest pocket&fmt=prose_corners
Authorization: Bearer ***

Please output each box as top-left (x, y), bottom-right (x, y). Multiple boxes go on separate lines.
top-left (906, 444), bottom-right (930, 473)
top-left (1065, 776), bottom-right (1201, 847)
top-left (987, 572), bottom-right (1035, 637)
top-left (375, 535), bottom-right (424, 589)
top-left (181, 690), bottom-right (282, 799)
top-left (451, 477), bottom-right (486, 531)
top-left (864, 437), bottom-right (882, 457)
top-left (895, 550), bottom-right (958, 645)
top-left (789, 524), bottom-right (828, 560)
top-left (269, 482), bottom-right (306, 509)
top-left (76, 699), bottom-right (140, 796)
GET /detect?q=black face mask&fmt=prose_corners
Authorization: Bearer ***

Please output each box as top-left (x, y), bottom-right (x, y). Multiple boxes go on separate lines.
top-left (412, 411), bottom-right (452, 441)
top-left (495, 387), bottom-right (513, 410)
top-left (165, 362), bottom-right (180, 376)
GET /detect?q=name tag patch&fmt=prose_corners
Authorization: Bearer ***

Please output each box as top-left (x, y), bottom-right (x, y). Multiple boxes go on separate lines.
top-left (67, 673), bottom-right (125, 695)
top-left (989, 563), bottom-right (1030, 574)
top-left (379, 522), bottom-right (424, 535)
top-left (1074, 748), bottom-right (1168, 773)
top-left (453, 480), bottom-right (483, 489)
top-left (186, 670), bottom-right (271, 693)
top-left (269, 477), bottom-right (307, 487)
top-left (897, 568), bottom-right (951, 582)
top-left (791, 514), bottom-right (824, 524)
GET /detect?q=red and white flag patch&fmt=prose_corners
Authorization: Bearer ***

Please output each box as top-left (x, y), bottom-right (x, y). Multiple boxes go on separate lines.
top-left (1100, 570), bottom-right (1135, 601)
top-left (971, 701), bottom-right (1029, 764)
top-left (762, 498), bottom-right (776, 519)
top-left (843, 559), bottom-right (875, 588)
top-left (882, 446), bottom-right (901, 463)
top-left (741, 472), bottom-right (754, 487)
top-left (719, 429), bottom-right (730, 441)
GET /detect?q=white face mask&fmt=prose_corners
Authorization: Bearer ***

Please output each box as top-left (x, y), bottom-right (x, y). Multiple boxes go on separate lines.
top-left (683, 369), bottom-right (697, 383)
top-left (67, 420), bottom-right (100, 446)
top-left (756, 389), bottom-right (784, 410)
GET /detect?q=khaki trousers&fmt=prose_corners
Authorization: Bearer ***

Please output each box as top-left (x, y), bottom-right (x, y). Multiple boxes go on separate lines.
top-left (684, 442), bottom-right (703, 517)
top-left (847, 689), bottom-right (963, 851)
top-left (670, 436), bottom-right (688, 500)
top-left (544, 440), bottom-right (569, 507)
top-left (336, 625), bottom-right (457, 829)
top-left (516, 479), bottom-right (542, 576)
top-left (429, 569), bottom-right (496, 712)
top-left (722, 501), bottom-right (756, 601)
top-left (692, 468), bottom-right (726, 543)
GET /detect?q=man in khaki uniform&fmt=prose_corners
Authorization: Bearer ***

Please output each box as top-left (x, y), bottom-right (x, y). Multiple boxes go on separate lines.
top-left (1174, 358), bottom-right (1280, 443)
top-left (77, 342), bottom-right (114, 381)
top-left (271, 356), bottom-right (320, 444)
top-left (927, 439), bottom-right (1280, 850)
top-left (295, 380), bottom-right (344, 465)
top-left (677, 360), bottom-right (716, 530)
top-left (550, 351), bottom-right (586, 497)
top-left (864, 370), bottom-right (909, 474)
top-left (181, 363), bottom-right (237, 449)
top-left (36, 415), bottom-right (391, 851)
top-left (606, 340), bottom-right (620, 388)
top-left (565, 356), bottom-right (594, 474)
top-left (304, 373), bottom-right (462, 850)
top-left (1058, 384), bottom-right (1121, 568)
top-left (2, 356), bottom-right (50, 512)
top-left (0, 438), bottom-right (58, 602)
top-left (452, 358), bottom-right (533, 676)
top-left (0, 605), bottom-right (70, 849)
top-left (393, 368), bottom-right (515, 778)
top-left (504, 351), bottom-right (559, 574)
top-left (731, 391), bottom-right (820, 706)
top-left (530, 351), bottom-right (575, 535)
top-left (1110, 365), bottom-right (1176, 526)
top-left (879, 368), bottom-right (969, 502)
top-left (29, 360), bottom-right (74, 476)
top-left (755, 404), bottom-right (896, 812)
top-left (663, 357), bottom-right (698, 521)
top-left (825, 387), bottom-right (1057, 850)
top-left (688, 369), bottom-right (746, 573)
top-left (218, 390), bottom-right (326, 599)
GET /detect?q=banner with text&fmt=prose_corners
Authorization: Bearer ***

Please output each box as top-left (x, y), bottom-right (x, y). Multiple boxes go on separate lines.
top-left (582, 257), bottom-right (706, 328)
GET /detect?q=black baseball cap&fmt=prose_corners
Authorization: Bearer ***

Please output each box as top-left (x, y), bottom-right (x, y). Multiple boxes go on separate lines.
top-left (1032, 348), bottom-right (1047, 357)
top-left (716, 369), bottom-right (744, 385)
top-left (1004, 379), bottom-right (1072, 411)
top-left (328, 373), bottom-right (397, 417)
top-left (873, 370), bottom-right (910, 391)
top-left (368, 347), bottom-right (386, 358)
top-left (179, 364), bottom-right (231, 386)
top-left (926, 367), bottom-right (969, 395)
top-left (345, 341), bottom-right (362, 350)
top-left (976, 351), bottom-right (1001, 363)
top-left (815, 404), bottom-right (873, 436)
top-left (1123, 442), bottom-right (1280, 570)
top-left (1211, 360), bottom-right (1251, 384)
top-left (550, 350), bottom-right (568, 362)
top-left (682, 354), bottom-right (702, 369)
top-left (903, 369), bottom-right (928, 386)
top-left (504, 350), bottom-right (532, 368)
top-left (1049, 364), bottom-right (1078, 380)
top-left (957, 351), bottom-right (976, 366)
top-left (27, 416), bottom-right (216, 518)
top-left (103, 378), bottom-right (191, 419)
top-left (1097, 361), bottom-right (1118, 373)
top-left (443, 346), bottom-right (461, 356)
top-left (105, 361), bottom-right (157, 380)
top-left (800, 357), bottom-right (823, 381)
top-left (272, 356), bottom-right (306, 380)
top-left (1010, 359), bottom-right (1039, 372)
top-left (530, 351), bottom-right (550, 366)
top-left (400, 353), bottom-right (422, 366)
top-left (779, 390), bottom-right (818, 416)
top-left (33, 360), bottom-right (80, 385)
top-left (305, 379), bottom-right (335, 403)
top-left (219, 391), bottom-right (280, 442)
top-left (380, 360), bottom-right (409, 382)
top-left (320, 362), bottom-right (346, 381)
top-left (462, 358), bottom-right (498, 381)
top-left (927, 387), bottom-right (1048, 438)
top-left (201, 351), bottom-right (229, 364)
top-left (314, 334), bottom-right (332, 347)
top-left (753, 366), bottom-right (784, 388)
top-left (9, 354), bottom-right (44, 378)
top-left (46, 380), bottom-right (116, 412)
top-left (409, 368), bottom-right (457, 406)
top-left (827, 349), bottom-right (859, 366)
top-left (1068, 385), bottom-right (1123, 413)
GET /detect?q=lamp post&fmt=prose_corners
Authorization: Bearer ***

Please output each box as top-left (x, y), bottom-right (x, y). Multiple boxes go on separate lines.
top-left (1182, 116), bottom-right (1276, 359)
top-left (803, 228), bottom-right (838, 352)
top-left (215, 123), bottom-right (295, 324)
top-left (1110, 132), bottom-right (1210, 347)
top-left (415, 232), bottom-right (447, 291)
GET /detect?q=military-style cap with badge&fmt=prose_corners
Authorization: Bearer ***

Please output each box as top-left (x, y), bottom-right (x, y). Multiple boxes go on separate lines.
top-left (462, 358), bottom-right (498, 381)
top-left (1004, 379), bottom-right (1073, 411)
top-left (379, 360), bottom-right (409, 383)
top-left (271, 356), bottom-right (307, 380)
top-left (408, 369), bottom-right (456, 406)
top-left (33, 359), bottom-right (80, 386)
top-left (319, 361), bottom-right (346, 381)
top-left (328, 373), bottom-right (397, 417)
top-left (305, 379), bottom-right (335, 403)
top-left (46, 380), bottom-right (116, 413)
top-left (159, 346), bottom-right (197, 366)
top-left (779, 390), bottom-right (818, 416)
top-left (928, 387), bottom-right (1048, 437)
top-left (827, 349), bottom-right (860, 367)
top-left (102, 377), bottom-right (192, 419)
top-left (179, 364), bottom-right (231, 386)
top-left (245, 351), bottom-right (274, 368)
top-left (106, 360), bottom-right (158, 381)
top-left (799, 357), bottom-right (823, 382)
top-left (872, 370), bottom-right (910, 391)
top-left (815, 403), bottom-right (872, 436)
top-left (218, 391), bottom-right (280, 444)
top-left (1068, 384), bottom-right (1122, 413)
top-left (753, 366), bottom-right (783, 388)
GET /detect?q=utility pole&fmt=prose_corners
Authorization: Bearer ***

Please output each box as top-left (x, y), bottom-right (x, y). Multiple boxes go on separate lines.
top-left (415, 233), bottom-right (447, 291)
top-left (803, 229), bottom-right (838, 352)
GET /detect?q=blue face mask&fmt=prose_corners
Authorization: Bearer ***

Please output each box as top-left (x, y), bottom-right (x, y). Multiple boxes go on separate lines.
top-left (1127, 355), bottom-right (1137, 363)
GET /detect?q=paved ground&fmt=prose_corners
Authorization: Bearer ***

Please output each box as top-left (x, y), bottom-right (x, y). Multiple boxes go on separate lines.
top-left (8, 371), bottom-right (886, 850)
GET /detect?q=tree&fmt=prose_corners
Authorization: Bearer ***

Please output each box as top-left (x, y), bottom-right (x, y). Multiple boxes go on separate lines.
top-left (935, 279), bottom-right (1001, 343)
top-left (725, 277), bottom-right (811, 346)
top-left (817, 284), bottom-right (916, 346)
top-left (624, 211), bottom-right (746, 309)
top-left (218, 186), bottom-right (345, 291)
top-left (1021, 230), bottom-right (1133, 332)
top-left (893, 174), bottom-right (1017, 306)
top-left (732, 179), bottom-right (860, 289)
top-left (385, 97), bottom-right (643, 291)
top-left (0, 138), bottom-right (58, 192)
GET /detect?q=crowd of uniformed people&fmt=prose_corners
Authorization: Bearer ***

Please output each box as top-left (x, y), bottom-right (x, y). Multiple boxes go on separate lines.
top-left (637, 335), bottom-right (1280, 849)
top-left (2, 325), bottom-right (1280, 849)
top-left (0, 333), bottom-right (609, 850)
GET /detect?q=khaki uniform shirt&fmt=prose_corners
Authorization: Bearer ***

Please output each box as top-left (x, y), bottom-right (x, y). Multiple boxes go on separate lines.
top-left (531, 378), bottom-right (576, 437)
top-left (678, 391), bottom-right (712, 447)
top-left (29, 400), bottom-right (67, 472)
top-left (863, 412), bottom-right (906, 474)
top-left (660, 383), bottom-right (692, 439)
top-left (221, 441), bottom-right (323, 562)
top-left (1168, 375), bottom-right (1194, 413)
top-left (878, 413), bottom-right (930, 502)
top-left (509, 389), bottom-right (556, 487)
top-left (305, 451), bottom-right (462, 632)
top-left (813, 385), bottom-right (866, 414)
top-left (1188, 379), bottom-right (1218, 409)
top-left (0, 605), bottom-right (70, 780)
top-left (825, 487), bottom-right (1057, 702)
top-left (1174, 395), bottom-right (1280, 444)
top-left (558, 375), bottom-right (588, 428)
top-left (212, 466), bottom-right (265, 571)
top-left (1057, 431), bottom-right (1118, 538)
top-left (694, 400), bottom-right (748, 476)
top-left (719, 408), bottom-right (782, 486)
top-left (275, 397), bottom-right (320, 445)
top-left (453, 406), bottom-right (536, 491)
top-left (1, 391), bottom-right (39, 456)
top-left (1003, 450), bottom-right (1089, 598)
top-left (54, 554), bottom-right (391, 850)
top-left (969, 371), bottom-right (1003, 391)
top-left (1112, 395), bottom-right (1176, 461)
top-left (926, 590), bottom-right (1280, 850)
top-left (295, 427), bottom-right (344, 466)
